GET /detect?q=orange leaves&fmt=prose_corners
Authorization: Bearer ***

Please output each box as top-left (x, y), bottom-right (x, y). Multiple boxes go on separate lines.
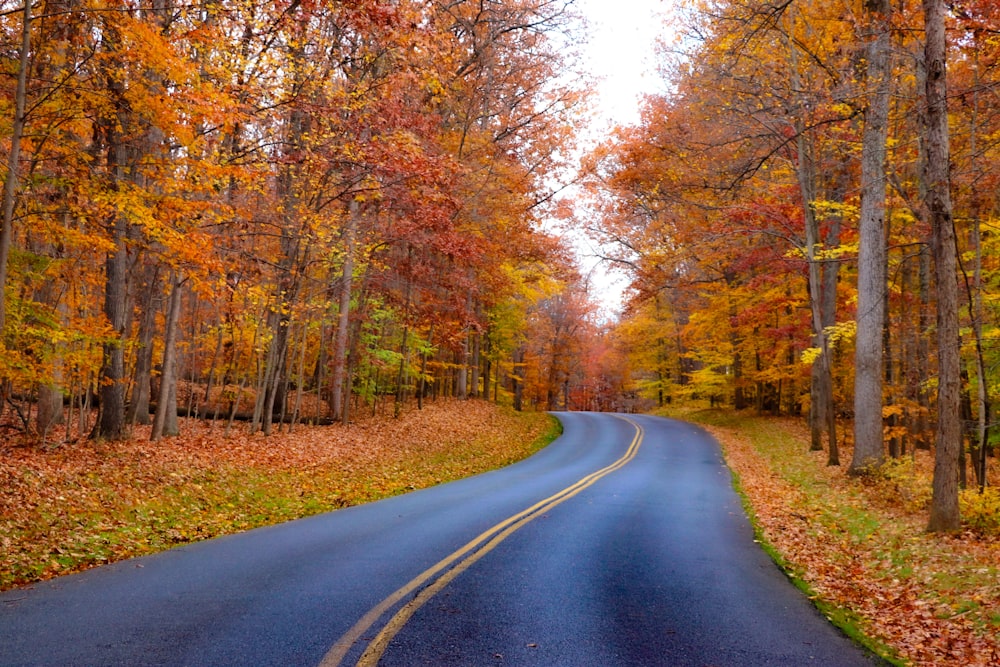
top-left (0, 399), bottom-right (553, 592)
top-left (703, 414), bottom-right (1000, 666)
top-left (0, 0), bottom-right (593, 436)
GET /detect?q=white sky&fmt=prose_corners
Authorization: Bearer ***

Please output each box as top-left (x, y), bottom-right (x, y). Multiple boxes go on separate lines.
top-left (571, 0), bottom-right (670, 318)
top-left (578, 0), bottom-right (668, 130)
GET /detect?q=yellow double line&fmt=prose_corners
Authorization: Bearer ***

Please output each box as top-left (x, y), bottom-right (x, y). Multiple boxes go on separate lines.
top-left (320, 416), bottom-right (644, 667)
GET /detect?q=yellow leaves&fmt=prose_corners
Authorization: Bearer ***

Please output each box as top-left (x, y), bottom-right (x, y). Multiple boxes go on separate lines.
top-left (889, 207), bottom-right (918, 228)
top-left (800, 346), bottom-right (822, 366)
top-left (800, 321), bottom-right (855, 366)
top-left (786, 239), bottom-right (859, 263)
top-left (828, 102), bottom-right (855, 119)
top-left (0, 400), bottom-right (553, 592)
top-left (812, 199), bottom-right (859, 223)
top-left (825, 319), bottom-right (856, 347)
top-left (960, 488), bottom-right (1000, 534)
top-left (704, 415), bottom-right (1000, 667)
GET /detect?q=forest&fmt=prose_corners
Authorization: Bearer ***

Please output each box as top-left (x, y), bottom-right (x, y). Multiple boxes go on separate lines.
top-left (0, 0), bottom-right (613, 444)
top-left (587, 0), bottom-right (1000, 533)
top-left (1, 0), bottom-right (998, 535)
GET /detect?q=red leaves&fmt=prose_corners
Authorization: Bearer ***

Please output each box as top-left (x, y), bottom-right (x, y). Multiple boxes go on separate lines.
top-left (707, 416), bottom-right (1000, 666)
top-left (0, 399), bottom-right (552, 592)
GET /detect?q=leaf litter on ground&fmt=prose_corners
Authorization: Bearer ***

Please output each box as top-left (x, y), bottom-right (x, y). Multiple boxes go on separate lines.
top-left (689, 411), bottom-right (1000, 667)
top-left (0, 399), bottom-right (556, 591)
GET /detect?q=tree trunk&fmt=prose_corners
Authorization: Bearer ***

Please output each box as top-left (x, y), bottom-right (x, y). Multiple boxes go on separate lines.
top-left (964, 220), bottom-right (989, 489)
top-left (96, 90), bottom-right (132, 440)
top-left (963, 52), bottom-right (989, 492)
top-left (512, 345), bottom-right (525, 412)
top-left (850, 0), bottom-right (892, 473)
top-left (290, 322), bottom-right (308, 430)
top-left (483, 334), bottom-right (493, 405)
top-left (94, 13), bottom-right (158, 441)
top-left (331, 200), bottom-right (358, 423)
top-left (0, 0), bottom-right (32, 336)
top-left (342, 265), bottom-right (372, 425)
top-left (733, 351), bottom-right (748, 410)
top-left (785, 20), bottom-right (835, 456)
top-left (395, 274), bottom-right (413, 417)
top-left (820, 171), bottom-right (844, 465)
top-left (470, 330), bottom-right (481, 399)
top-left (97, 212), bottom-right (129, 440)
top-left (885, 260), bottom-right (899, 459)
top-left (261, 323), bottom-right (288, 436)
top-left (457, 331), bottom-right (469, 399)
top-left (394, 324), bottom-right (409, 418)
top-left (252, 299), bottom-right (290, 435)
top-left (795, 128), bottom-right (838, 463)
top-left (924, 0), bottom-right (962, 532)
top-left (900, 251), bottom-right (915, 454)
top-left (33, 242), bottom-right (69, 438)
top-left (151, 274), bottom-right (183, 440)
top-left (417, 325), bottom-right (433, 410)
top-left (127, 264), bottom-right (161, 425)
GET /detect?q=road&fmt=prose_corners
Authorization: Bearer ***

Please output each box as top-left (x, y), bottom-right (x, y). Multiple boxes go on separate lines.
top-left (0, 412), bottom-right (882, 666)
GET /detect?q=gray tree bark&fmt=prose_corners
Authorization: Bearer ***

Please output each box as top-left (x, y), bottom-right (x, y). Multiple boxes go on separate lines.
top-left (151, 274), bottom-right (184, 440)
top-left (850, 0), bottom-right (892, 473)
top-left (127, 264), bottom-right (161, 426)
top-left (923, 0), bottom-right (962, 532)
top-left (0, 0), bottom-right (32, 336)
top-left (330, 199), bottom-right (358, 423)
top-left (795, 128), bottom-right (839, 465)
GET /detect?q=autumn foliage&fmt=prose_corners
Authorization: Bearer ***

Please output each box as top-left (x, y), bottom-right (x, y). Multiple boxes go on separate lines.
top-left (0, 398), bottom-right (556, 590)
top-left (0, 0), bottom-right (600, 442)
top-left (6, 0), bottom-right (1000, 659)
top-left (586, 0), bottom-right (1000, 530)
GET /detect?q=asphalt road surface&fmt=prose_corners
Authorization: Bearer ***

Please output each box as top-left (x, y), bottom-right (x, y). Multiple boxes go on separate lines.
top-left (0, 412), bottom-right (883, 666)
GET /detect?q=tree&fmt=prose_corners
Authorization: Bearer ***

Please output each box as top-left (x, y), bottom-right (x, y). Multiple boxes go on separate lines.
top-left (850, 0), bottom-right (894, 473)
top-left (0, 0), bottom-right (590, 443)
top-left (923, 0), bottom-right (961, 532)
top-left (0, 0), bottom-right (31, 337)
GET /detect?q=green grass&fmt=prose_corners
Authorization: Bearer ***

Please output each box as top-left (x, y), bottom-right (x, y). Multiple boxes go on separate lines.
top-left (660, 406), bottom-right (906, 666)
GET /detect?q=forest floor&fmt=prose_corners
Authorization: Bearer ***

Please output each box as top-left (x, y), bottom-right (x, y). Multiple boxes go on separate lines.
top-left (3, 403), bottom-right (999, 666)
top-left (668, 407), bottom-right (1000, 667)
top-left (0, 398), bottom-right (557, 591)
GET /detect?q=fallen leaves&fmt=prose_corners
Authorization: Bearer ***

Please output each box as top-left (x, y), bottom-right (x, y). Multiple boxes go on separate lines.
top-left (0, 399), bottom-right (556, 591)
top-left (700, 414), bottom-right (1000, 667)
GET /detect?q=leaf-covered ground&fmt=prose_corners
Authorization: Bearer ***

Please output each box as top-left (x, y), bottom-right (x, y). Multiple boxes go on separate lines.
top-left (681, 410), bottom-right (1000, 667)
top-left (7, 403), bottom-right (998, 666)
top-left (0, 399), bottom-right (557, 591)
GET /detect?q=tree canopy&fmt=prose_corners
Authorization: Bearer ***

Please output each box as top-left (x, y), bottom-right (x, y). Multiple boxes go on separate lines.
top-left (585, 0), bottom-right (999, 531)
top-left (2, 0), bottom-right (998, 532)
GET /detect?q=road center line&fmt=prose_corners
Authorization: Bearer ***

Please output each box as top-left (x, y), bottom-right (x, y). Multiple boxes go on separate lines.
top-left (319, 415), bottom-right (644, 667)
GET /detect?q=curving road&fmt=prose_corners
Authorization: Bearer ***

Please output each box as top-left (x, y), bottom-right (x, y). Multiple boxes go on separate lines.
top-left (0, 412), bottom-right (882, 666)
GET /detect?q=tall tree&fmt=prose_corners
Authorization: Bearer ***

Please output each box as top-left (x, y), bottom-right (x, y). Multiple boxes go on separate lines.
top-left (0, 0), bottom-right (31, 336)
top-left (92, 12), bottom-right (135, 441)
top-left (850, 0), bottom-right (893, 473)
top-left (923, 0), bottom-right (961, 532)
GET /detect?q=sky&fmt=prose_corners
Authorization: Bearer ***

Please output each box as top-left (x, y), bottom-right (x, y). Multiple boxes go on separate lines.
top-left (570, 0), bottom-right (669, 317)
top-left (577, 0), bottom-right (667, 128)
